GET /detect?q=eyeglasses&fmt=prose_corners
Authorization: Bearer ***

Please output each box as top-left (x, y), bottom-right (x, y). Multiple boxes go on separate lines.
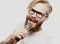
top-left (29, 9), bottom-right (48, 19)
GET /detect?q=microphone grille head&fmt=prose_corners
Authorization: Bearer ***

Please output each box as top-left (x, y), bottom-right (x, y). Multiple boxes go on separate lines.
top-left (25, 23), bottom-right (32, 31)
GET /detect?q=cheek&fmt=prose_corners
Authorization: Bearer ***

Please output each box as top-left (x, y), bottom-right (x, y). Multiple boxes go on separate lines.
top-left (27, 15), bottom-right (30, 18)
top-left (25, 17), bottom-right (28, 23)
top-left (37, 19), bottom-right (42, 24)
top-left (27, 13), bottom-right (31, 16)
top-left (36, 18), bottom-right (40, 22)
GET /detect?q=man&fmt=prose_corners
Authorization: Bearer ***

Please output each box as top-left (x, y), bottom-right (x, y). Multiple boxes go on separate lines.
top-left (0, 0), bottom-right (52, 44)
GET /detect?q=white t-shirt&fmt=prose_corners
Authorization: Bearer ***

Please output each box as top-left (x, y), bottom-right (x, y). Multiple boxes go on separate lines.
top-left (15, 23), bottom-right (53, 44)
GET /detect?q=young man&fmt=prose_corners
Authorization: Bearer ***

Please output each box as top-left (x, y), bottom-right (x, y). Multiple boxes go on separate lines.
top-left (0, 0), bottom-right (52, 44)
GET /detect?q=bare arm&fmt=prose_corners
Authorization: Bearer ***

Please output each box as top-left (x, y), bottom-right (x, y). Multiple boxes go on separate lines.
top-left (0, 23), bottom-right (31, 44)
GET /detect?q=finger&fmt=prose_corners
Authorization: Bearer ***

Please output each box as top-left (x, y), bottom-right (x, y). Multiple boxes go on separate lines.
top-left (18, 32), bottom-right (26, 37)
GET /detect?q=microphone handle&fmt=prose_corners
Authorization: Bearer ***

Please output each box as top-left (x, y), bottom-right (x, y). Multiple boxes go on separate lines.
top-left (15, 23), bottom-right (32, 42)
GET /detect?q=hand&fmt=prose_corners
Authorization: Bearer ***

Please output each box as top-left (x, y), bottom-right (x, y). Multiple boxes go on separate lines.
top-left (11, 30), bottom-right (27, 42)
top-left (16, 31), bottom-right (27, 40)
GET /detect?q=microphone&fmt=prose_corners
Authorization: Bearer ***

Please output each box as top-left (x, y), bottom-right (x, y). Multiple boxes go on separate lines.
top-left (25, 23), bottom-right (32, 31)
top-left (15, 23), bottom-right (32, 42)
top-left (0, 23), bottom-right (32, 44)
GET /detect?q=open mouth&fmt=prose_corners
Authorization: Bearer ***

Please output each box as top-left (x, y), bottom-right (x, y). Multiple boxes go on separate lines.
top-left (28, 17), bottom-right (38, 23)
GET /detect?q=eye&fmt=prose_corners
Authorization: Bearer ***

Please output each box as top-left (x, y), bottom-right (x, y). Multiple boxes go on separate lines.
top-left (37, 14), bottom-right (42, 18)
top-left (45, 14), bottom-right (48, 17)
top-left (41, 14), bottom-right (45, 17)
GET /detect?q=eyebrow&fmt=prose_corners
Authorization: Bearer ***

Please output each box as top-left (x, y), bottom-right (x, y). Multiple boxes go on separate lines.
top-left (31, 9), bottom-right (48, 17)
top-left (31, 8), bottom-right (42, 14)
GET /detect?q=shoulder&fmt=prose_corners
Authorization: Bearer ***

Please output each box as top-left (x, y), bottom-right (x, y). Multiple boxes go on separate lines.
top-left (32, 29), bottom-right (53, 44)
top-left (32, 29), bottom-right (52, 40)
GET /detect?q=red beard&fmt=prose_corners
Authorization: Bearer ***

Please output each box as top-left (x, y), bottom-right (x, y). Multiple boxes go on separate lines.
top-left (25, 16), bottom-right (43, 33)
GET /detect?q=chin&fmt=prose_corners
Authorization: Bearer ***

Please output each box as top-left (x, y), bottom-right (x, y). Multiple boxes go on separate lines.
top-left (27, 19), bottom-right (37, 28)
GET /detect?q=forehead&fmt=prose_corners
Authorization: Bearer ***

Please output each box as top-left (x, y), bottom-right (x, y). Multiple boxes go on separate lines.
top-left (32, 3), bottom-right (49, 14)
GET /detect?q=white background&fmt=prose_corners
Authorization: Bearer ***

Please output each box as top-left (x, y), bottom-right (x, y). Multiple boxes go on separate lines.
top-left (0, 0), bottom-right (60, 44)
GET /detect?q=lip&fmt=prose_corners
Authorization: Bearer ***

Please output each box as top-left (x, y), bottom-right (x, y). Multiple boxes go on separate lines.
top-left (28, 19), bottom-right (35, 24)
top-left (28, 17), bottom-right (38, 23)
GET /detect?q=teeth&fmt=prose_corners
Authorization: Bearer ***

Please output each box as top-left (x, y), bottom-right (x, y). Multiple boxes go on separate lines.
top-left (28, 20), bottom-right (33, 25)
top-left (28, 17), bottom-right (37, 23)
top-left (29, 20), bottom-right (34, 24)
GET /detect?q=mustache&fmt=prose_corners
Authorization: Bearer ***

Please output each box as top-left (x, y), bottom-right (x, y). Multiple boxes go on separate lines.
top-left (27, 16), bottom-right (38, 23)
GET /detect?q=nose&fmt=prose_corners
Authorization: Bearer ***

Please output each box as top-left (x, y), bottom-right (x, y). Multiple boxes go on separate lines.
top-left (31, 13), bottom-right (36, 17)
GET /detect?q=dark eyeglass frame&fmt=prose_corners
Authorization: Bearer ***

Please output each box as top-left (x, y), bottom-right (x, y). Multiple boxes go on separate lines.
top-left (29, 8), bottom-right (48, 19)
